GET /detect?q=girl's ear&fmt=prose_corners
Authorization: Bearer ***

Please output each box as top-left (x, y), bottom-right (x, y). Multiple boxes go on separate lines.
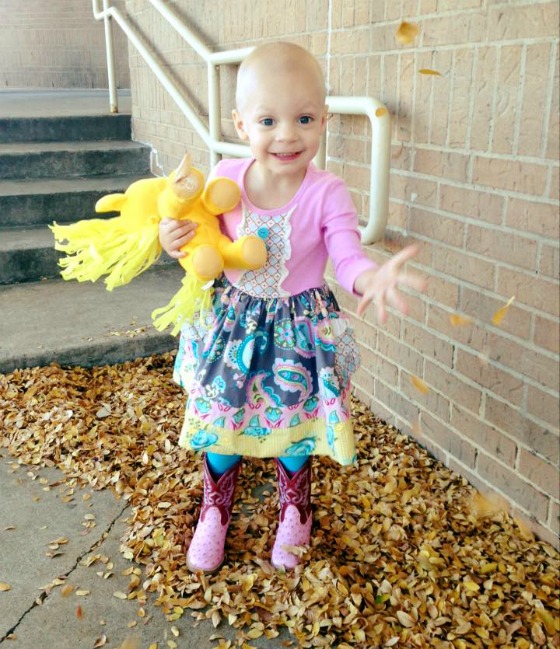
top-left (232, 109), bottom-right (249, 141)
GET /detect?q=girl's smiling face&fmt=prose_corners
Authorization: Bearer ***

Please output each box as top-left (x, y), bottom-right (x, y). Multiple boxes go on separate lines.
top-left (232, 58), bottom-right (328, 184)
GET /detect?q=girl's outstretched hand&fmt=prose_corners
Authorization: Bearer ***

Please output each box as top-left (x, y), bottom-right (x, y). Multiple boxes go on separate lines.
top-left (159, 217), bottom-right (197, 259)
top-left (354, 244), bottom-right (426, 322)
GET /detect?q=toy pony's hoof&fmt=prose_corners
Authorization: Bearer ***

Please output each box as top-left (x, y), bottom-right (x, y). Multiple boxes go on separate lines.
top-left (241, 236), bottom-right (268, 270)
top-left (185, 244), bottom-right (224, 282)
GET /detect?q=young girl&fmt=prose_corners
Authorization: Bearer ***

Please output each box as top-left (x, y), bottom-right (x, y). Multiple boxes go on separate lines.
top-left (160, 42), bottom-right (425, 573)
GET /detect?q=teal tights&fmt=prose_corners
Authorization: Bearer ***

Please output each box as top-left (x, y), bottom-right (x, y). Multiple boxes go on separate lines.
top-left (206, 452), bottom-right (308, 475)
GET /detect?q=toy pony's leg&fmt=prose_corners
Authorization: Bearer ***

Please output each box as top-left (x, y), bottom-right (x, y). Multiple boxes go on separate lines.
top-left (218, 235), bottom-right (267, 271)
top-left (180, 245), bottom-right (224, 282)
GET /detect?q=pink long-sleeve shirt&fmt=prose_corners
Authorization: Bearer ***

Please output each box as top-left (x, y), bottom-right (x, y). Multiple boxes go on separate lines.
top-left (212, 158), bottom-right (377, 297)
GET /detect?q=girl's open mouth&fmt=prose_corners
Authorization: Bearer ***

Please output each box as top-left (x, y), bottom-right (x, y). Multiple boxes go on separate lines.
top-left (273, 152), bottom-right (301, 161)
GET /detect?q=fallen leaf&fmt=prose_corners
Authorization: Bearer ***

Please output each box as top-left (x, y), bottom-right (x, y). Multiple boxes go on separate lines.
top-left (93, 635), bottom-right (107, 648)
top-left (0, 582), bottom-right (11, 592)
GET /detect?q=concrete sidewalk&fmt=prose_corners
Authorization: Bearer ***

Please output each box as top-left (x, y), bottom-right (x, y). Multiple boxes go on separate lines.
top-left (0, 451), bottom-right (286, 649)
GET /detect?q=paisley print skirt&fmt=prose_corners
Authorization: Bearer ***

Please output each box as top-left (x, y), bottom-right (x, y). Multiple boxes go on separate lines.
top-left (174, 278), bottom-right (360, 465)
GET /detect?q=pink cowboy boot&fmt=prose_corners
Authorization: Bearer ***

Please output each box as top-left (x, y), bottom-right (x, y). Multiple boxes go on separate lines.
top-left (186, 454), bottom-right (241, 573)
top-left (271, 459), bottom-right (313, 570)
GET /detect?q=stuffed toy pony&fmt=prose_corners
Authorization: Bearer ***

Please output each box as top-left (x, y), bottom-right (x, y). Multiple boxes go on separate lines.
top-left (50, 154), bottom-right (267, 334)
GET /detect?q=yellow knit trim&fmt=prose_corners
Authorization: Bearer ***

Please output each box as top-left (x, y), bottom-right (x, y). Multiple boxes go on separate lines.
top-left (178, 414), bottom-right (357, 466)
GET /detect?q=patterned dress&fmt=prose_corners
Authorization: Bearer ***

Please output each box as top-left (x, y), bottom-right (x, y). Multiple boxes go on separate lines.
top-left (173, 159), bottom-right (376, 466)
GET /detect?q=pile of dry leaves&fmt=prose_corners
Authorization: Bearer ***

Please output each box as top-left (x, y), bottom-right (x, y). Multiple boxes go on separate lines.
top-left (0, 354), bottom-right (558, 648)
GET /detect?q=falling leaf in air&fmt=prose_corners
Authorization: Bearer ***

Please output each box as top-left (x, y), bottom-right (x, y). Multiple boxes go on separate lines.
top-left (395, 21), bottom-right (420, 45)
top-left (492, 296), bottom-right (515, 325)
top-left (375, 107), bottom-right (388, 117)
top-left (419, 68), bottom-right (442, 76)
top-left (449, 314), bottom-right (473, 327)
top-left (410, 375), bottom-right (430, 394)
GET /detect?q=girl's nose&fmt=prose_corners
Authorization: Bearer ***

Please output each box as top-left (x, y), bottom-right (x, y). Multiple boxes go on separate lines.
top-left (276, 123), bottom-right (296, 141)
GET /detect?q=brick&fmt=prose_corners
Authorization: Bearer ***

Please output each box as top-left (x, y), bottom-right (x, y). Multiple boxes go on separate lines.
top-left (487, 2), bottom-right (560, 40)
top-left (401, 321), bottom-right (454, 366)
top-left (375, 380), bottom-right (422, 425)
top-left (526, 385), bottom-right (560, 429)
top-left (432, 245), bottom-right (495, 291)
top-left (414, 149), bottom-right (469, 183)
top-left (377, 330), bottom-right (424, 376)
top-left (424, 274), bottom-right (460, 311)
top-left (476, 451), bottom-right (549, 522)
top-left (451, 404), bottom-right (517, 466)
top-left (518, 43), bottom-right (552, 157)
top-left (539, 242), bottom-right (560, 280)
top-left (426, 49), bottom-right (454, 147)
top-left (423, 11), bottom-right (488, 47)
top-left (546, 53), bottom-right (559, 161)
top-left (402, 370), bottom-right (452, 423)
top-left (550, 164), bottom-right (559, 200)
top-left (455, 348), bottom-right (524, 406)
top-left (549, 500), bottom-right (560, 539)
top-left (505, 197), bottom-right (559, 238)
top-left (466, 223), bottom-right (537, 271)
top-left (448, 48), bottom-right (476, 148)
top-left (422, 411), bottom-right (477, 469)
top-left (440, 184), bottom-right (504, 225)
top-left (485, 395), bottom-right (559, 463)
top-left (518, 449), bottom-right (560, 500)
top-left (424, 358), bottom-right (483, 413)
top-left (391, 172), bottom-right (437, 207)
top-left (533, 314), bottom-right (560, 355)
top-left (497, 266), bottom-right (559, 318)
top-left (409, 207), bottom-right (464, 245)
top-left (460, 286), bottom-right (531, 341)
top-left (472, 156), bottom-right (548, 195)
top-left (470, 47), bottom-right (497, 152)
top-left (492, 45), bottom-right (522, 155)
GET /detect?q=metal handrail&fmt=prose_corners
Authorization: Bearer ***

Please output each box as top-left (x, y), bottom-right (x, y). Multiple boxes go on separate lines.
top-left (92, 0), bottom-right (390, 243)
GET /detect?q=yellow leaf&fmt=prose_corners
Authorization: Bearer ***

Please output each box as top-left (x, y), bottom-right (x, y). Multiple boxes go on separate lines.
top-left (492, 296), bottom-right (515, 325)
top-left (0, 582), bottom-right (11, 592)
top-left (375, 107), bottom-right (388, 117)
top-left (395, 21), bottom-right (420, 44)
top-left (419, 68), bottom-right (442, 76)
top-left (449, 314), bottom-right (473, 327)
top-left (120, 635), bottom-right (140, 649)
top-left (410, 375), bottom-right (430, 395)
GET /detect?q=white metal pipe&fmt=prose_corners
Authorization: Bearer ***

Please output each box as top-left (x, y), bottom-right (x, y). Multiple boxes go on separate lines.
top-left (96, 0), bottom-right (118, 112)
top-left (327, 96), bottom-right (391, 244)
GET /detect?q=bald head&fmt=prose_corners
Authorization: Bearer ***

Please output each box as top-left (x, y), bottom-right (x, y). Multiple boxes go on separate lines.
top-left (235, 42), bottom-right (326, 112)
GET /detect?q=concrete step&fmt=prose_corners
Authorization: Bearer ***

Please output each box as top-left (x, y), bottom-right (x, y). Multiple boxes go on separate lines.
top-left (0, 113), bottom-right (132, 144)
top-left (0, 140), bottom-right (151, 180)
top-left (0, 174), bottom-right (152, 227)
top-left (0, 225), bottom-right (175, 284)
top-left (0, 264), bottom-right (184, 373)
top-left (0, 226), bottom-right (59, 284)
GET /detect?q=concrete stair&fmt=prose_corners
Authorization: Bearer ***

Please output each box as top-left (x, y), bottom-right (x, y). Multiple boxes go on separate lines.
top-left (0, 90), bottom-right (182, 373)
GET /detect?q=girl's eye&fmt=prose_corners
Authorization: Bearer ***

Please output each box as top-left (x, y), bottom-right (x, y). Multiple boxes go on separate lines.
top-left (261, 118), bottom-right (274, 126)
top-left (299, 116), bottom-right (313, 125)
